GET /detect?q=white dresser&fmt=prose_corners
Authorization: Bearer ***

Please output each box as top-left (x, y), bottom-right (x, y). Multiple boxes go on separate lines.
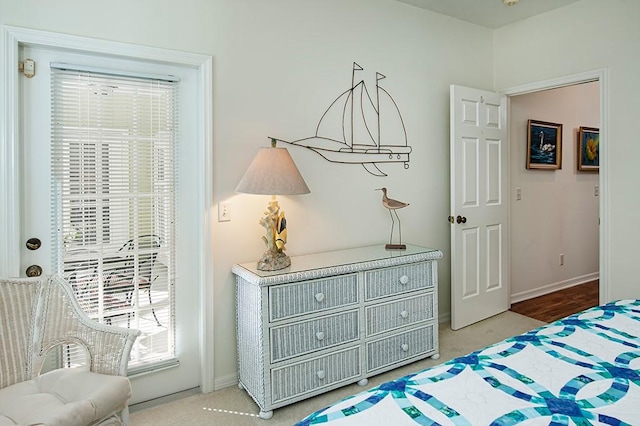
top-left (232, 244), bottom-right (442, 419)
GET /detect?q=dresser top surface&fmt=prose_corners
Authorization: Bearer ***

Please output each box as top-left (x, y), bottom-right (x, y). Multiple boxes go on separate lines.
top-left (232, 244), bottom-right (442, 283)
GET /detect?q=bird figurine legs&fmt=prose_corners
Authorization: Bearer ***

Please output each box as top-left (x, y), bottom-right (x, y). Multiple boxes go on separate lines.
top-left (376, 187), bottom-right (408, 250)
top-left (387, 208), bottom-right (406, 250)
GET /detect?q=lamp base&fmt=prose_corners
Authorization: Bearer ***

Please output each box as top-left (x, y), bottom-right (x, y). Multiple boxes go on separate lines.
top-left (257, 250), bottom-right (291, 271)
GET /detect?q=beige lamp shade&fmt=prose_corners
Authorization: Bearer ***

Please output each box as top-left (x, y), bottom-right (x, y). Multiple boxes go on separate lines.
top-left (236, 145), bottom-right (310, 195)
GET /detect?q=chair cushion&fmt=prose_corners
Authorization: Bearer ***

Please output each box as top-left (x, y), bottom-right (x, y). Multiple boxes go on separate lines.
top-left (0, 368), bottom-right (131, 426)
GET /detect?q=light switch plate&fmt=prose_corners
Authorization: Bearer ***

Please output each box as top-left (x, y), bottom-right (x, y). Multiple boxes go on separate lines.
top-left (218, 202), bottom-right (231, 222)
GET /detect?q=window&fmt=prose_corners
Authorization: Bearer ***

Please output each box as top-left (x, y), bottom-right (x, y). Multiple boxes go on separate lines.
top-left (50, 64), bottom-right (177, 368)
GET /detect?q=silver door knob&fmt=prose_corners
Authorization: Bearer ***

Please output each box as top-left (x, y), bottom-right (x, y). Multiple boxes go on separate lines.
top-left (26, 265), bottom-right (43, 277)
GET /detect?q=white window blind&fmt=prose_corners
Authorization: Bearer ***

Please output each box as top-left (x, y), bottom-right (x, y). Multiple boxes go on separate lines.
top-left (50, 64), bottom-right (177, 369)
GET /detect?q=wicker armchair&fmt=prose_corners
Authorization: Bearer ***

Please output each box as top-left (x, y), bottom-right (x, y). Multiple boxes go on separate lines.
top-left (0, 275), bottom-right (140, 426)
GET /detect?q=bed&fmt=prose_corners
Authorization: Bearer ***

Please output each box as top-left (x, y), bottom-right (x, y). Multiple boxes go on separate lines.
top-left (296, 300), bottom-right (640, 425)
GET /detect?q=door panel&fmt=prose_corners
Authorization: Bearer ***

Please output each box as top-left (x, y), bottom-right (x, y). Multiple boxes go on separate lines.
top-left (487, 224), bottom-right (502, 290)
top-left (462, 228), bottom-right (479, 298)
top-left (462, 137), bottom-right (478, 206)
top-left (450, 85), bottom-right (509, 330)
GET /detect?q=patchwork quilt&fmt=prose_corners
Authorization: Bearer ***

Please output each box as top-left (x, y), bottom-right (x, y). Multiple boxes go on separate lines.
top-left (296, 300), bottom-right (640, 425)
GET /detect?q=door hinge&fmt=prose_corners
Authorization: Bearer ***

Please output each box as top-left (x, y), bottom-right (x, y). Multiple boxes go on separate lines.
top-left (19, 59), bottom-right (36, 78)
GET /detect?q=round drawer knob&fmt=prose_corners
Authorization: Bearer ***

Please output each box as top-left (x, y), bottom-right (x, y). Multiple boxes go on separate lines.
top-left (400, 310), bottom-right (409, 319)
top-left (316, 370), bottom-right (325, 379)
top-left (399, 275), bottom-right (409, 285)
top-left (401, 343), bottom-right (409, 352)
top-left (315, 331), bottom-right (325, 341)
top-left (314, 292), bottom-right (325, 303)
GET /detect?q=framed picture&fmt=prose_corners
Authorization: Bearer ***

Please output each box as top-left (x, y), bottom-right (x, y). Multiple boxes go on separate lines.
top-left (526, 119), bottom-right (562, 170)
top-left (578, 126), bottom-right (599, 171)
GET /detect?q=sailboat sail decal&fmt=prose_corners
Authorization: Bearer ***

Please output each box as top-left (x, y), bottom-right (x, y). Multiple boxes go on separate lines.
top-left (275, 62), bottom-right (412, 177)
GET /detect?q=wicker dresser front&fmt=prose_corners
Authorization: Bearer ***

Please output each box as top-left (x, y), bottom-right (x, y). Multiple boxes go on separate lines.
top-left (232, 244), bottom-right (443, 419)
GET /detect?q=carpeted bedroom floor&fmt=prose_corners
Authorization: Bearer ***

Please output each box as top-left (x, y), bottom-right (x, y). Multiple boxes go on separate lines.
top-left (130, 311), bottom-right (545, 426)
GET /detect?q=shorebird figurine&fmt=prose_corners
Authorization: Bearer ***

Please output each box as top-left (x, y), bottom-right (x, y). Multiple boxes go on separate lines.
top-left (376, 187), bottom-right (409, 250)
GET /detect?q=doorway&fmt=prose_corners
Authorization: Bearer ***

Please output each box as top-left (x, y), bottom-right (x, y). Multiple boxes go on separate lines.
top-left (505, 74), bottom-right (605, 316)
top-left (508, 82), bottom-right (600, 304)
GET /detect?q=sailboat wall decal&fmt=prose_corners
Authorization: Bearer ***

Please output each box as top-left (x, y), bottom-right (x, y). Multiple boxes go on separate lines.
top-left (273, 62), bottom-right (412, 177)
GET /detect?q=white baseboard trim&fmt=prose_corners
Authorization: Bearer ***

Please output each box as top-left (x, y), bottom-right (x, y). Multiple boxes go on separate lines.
top-left (510, 273), bottom-right (599, 304)
top-left (130, 387), bottom-right (201, 412)
top-left (214, 372), bottom-right (239, 390)
top-left (438, 311), bottom-right (451, 326)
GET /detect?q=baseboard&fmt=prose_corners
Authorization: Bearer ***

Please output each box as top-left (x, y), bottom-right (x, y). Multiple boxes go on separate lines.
top-left (438, 311), bottom-right (451, 326)
top-left (510, 273), bottom-right (599, 304)
top-left (130, 374), bottom-right (239, 410)
top-left (129, 387), bottom-right (201, 412)
top-left (214, 372), bottom-right (239, 390)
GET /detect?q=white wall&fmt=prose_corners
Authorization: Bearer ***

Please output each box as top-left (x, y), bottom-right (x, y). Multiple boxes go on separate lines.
top-left (0, 0), bottom-right (494, 389)
top-left (494, 0), bottom-right (640, 302)
top-left (510, 82), bottom-right (599, 301)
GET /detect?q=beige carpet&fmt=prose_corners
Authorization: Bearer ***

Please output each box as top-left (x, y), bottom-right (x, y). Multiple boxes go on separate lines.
top-left (130, 311), bottom-right (545, 426)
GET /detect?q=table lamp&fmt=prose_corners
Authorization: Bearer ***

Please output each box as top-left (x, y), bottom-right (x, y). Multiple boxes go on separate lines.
top-left (236, 138), bottom-right (310, 271)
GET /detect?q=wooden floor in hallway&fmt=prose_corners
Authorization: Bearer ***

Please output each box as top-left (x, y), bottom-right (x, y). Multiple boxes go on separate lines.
top-left (510, 280), bottom-right (599, 323)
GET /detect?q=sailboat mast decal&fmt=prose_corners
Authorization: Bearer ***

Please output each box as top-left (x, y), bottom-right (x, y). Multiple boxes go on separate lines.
top-left (274, 62), bottom-right (412, 177)
top-left (376, 72), bottom-right (384, 149)
top-left (351, 62), bottom-right (363, 148)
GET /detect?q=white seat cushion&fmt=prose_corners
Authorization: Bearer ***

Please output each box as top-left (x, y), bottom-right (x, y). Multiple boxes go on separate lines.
top-left (0, 368), bottom-right (131, 426)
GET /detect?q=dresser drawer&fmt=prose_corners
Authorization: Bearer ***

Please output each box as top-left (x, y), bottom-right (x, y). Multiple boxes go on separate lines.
top-left (365, 293), bottom-right (435, 336)
top-left (364, 262), bottom-right (433, 301)
top-left (270, 310), bottom-right (359, 363)
top-left (269, 274), bottom-right (358, 322)
top-left (366, 324), bottom-right (436, 372)
top-left (271, 346), bottom-right (361, 404)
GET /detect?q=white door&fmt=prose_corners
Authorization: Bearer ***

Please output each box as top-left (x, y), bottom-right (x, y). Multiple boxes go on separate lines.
top-left (450, 85), bottom-right (509, 330)
top-left (17, 44), bottom-right (201, 403)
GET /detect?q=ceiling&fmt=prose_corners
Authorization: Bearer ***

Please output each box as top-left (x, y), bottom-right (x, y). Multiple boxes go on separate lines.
top-left (396, 0), bottom-right (582, 29)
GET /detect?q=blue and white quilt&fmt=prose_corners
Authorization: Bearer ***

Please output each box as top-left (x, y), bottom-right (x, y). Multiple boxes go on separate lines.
top-left (296, 300), bottom-right (640, 425)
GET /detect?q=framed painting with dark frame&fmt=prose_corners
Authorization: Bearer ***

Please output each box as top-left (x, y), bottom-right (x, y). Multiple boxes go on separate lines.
top-left (578, 126), bottom-right (599, 172)
top-left (526, 119), bottom-right (562, 170)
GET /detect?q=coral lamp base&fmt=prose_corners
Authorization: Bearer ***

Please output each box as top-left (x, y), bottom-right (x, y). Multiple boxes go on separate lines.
top-left (257, 249), bottom-right (291, 271)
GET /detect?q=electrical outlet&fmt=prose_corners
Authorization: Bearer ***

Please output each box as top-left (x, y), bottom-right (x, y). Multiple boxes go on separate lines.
top-left (559, 253), bottom-right (564, 266)
top-left (594, 185), bottom-right (599, 197)
top-left (218, 202), bottom-right (231, 222)
top-left (516, 188), bottom-right (522, 201)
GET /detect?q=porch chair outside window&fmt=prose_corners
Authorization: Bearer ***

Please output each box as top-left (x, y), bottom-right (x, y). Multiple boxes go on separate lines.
top-left (103, 234), bottom-right (162, 327)
top-left (64, 235), bottom-right (162, 328)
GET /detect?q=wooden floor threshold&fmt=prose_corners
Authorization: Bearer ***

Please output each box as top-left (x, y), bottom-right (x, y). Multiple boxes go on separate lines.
top-left (509, 280), bottom-right (599, 323)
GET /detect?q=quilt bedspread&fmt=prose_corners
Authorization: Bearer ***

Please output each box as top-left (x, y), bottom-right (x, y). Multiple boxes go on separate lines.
top-left (296, 300), bottom-right (640, 425)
